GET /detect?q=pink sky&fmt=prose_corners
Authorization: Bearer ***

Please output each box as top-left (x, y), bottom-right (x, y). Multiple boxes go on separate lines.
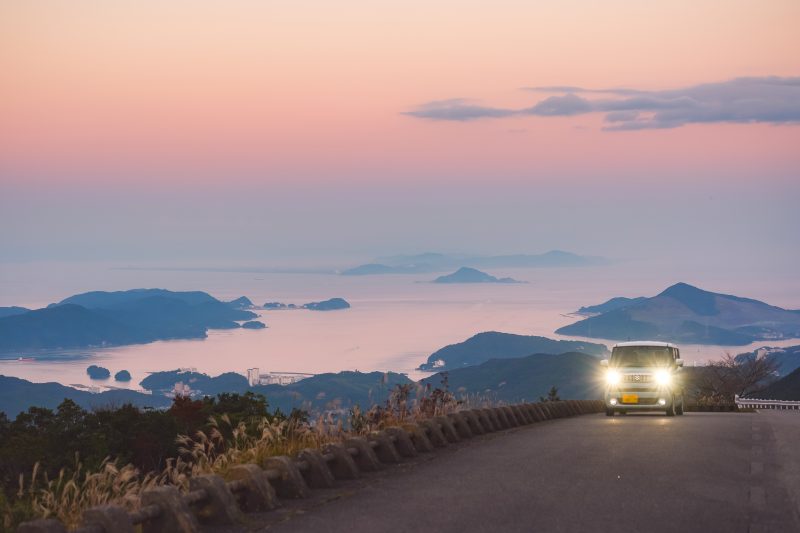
top-left (1, 0), bottom-right (799, 187)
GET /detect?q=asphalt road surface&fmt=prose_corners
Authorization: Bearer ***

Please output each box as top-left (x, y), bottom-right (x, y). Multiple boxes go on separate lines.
top-left (249, 411), bottom-right (800, 533)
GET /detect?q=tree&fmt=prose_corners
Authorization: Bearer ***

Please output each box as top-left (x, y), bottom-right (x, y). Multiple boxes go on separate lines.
top-left (540, 386), bottom-right (560, 402)
top-left (698, 352), bottom-right (779, 403)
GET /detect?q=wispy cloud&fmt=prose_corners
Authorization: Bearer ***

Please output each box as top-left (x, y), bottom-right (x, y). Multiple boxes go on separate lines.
top-left (404, 77), bottom-right (800, 130)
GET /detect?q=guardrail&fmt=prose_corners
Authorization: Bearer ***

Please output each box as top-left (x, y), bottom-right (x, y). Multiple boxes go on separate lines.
top-left (17, 400), bottom-right (604, 533)
top-left (735, 395), bottom-right (800, 410)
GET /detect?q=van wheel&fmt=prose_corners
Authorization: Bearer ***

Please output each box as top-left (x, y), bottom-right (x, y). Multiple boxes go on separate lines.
top-left (666, 397), bottom-right (676, 416)
top-left (605, 408), bottom-right (614, 416)
top-left (676, 398), bottom-right (685, 416)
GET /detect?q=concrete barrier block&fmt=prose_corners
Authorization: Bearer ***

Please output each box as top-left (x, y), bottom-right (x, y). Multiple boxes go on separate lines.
top-left (402, 423), bottom-right (435, 452)
top-left (448, 412), bottom-right (473, 439)
top-left (511, 405), bottom-right (531, 424)
top-left (492, 407), bottom-right (510, 429)
top-left (189, 474), bottom-right (242, 525)
top-left (322, 442), bottom-right (361, 479)
top-left (484, 408), bottom-right (504, 430)
top-left (298, 448), bottom-right (336, 488)
top-left (17, 519), bottom-right (68, 533)
top-left (345, 437), bottom-right (384, 471)
top-left (434, 416), bottom-right (461, 443)
top-left (502, 406), bottom-right (520, 426)
top-left (385, 427), bottom-right (419, 457)
top-left (82, 504), bottom-right (135, 533)
top-left (261, 456), bottom-right (311, 498)
top-left (418, 419), bottom-right (449, 447)
top-left (141, 485), bottom-right (200, 533)
top-left (475, 409), bottom-right (496, 431)
top-left (463, 409), bottom-right (486, 434)
top-left (227, 464), bottom-right (279, 511)
top-left (524, 403), bottom-right (542, 422)
top-left (369, 431), bottom-right (402, 463)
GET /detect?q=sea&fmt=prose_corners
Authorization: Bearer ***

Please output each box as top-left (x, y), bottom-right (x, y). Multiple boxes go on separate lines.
top-left (1, 260), bottom-right (799, 392)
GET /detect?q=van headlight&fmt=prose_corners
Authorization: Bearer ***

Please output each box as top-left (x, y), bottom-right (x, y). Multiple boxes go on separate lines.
top-left (655, 370), bottom-right (672, 386)
top-left (606, 370), bottom-right (620, 385)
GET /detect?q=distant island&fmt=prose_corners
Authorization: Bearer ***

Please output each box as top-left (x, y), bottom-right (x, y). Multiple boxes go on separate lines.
top-left (557, 282), bottom-right (800, 345)
top-left (264, 302), bottom-right (298, 309)
top-left (87, 365), bottom-right (110, 379)
top-left (418, 331), bottom-right (608, 371)
top-left (262, 298), bottom-right (350, 311)
top-left (0, 289), bottom-right (258, 352)
top-left (303, 298), bottom-right (350, 311)
top-left (114, 370), bottom-right (132, 382)
top-left (431, 267), bottom-right (524, 284)
top-left (341, 250), bottom-right (604, 275)
top-left (241, 320), bottom-right (267, 329)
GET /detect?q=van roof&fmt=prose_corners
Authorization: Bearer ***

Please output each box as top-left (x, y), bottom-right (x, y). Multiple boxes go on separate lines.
top-left (613, 341), bottom-right (679, 349)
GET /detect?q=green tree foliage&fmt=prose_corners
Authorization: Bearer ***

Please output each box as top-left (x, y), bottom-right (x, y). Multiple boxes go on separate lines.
top-left (0, 393), bottom-right (287, 506)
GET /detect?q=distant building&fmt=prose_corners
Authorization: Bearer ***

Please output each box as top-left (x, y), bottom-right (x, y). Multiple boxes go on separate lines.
top-left (246, 368), bottom-right (314, 386)
top-left (172, 381), bottom-right (193, 397)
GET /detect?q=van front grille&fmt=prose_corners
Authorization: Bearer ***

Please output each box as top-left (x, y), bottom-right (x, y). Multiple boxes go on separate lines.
top-left (623, 374), bottom-right (652, 383)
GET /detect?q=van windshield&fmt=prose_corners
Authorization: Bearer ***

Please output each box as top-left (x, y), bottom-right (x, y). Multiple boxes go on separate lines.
top-left (610, 346), bottom-right (673, 368)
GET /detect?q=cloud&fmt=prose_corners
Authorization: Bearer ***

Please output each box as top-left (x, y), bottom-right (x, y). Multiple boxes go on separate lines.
top-left (402, 98), bottom-right (514, 121)
top-left (404, 76), bottom-right (800, 130)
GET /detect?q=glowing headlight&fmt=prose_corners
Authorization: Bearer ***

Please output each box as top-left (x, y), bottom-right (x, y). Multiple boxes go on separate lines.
top-left (655, 370), bottom-right (672, 386)
top-left (606, 370), bottom-right (620, 385)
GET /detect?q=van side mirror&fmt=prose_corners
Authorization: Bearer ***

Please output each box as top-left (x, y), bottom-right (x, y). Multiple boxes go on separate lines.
top-left (600, 359), bottom-right (609, 367)
top-left (676, 358), bottom-right (684, 367)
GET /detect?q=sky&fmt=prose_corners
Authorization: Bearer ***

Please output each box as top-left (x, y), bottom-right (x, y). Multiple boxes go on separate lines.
top-left (1, 0), bottom-right (799, 272)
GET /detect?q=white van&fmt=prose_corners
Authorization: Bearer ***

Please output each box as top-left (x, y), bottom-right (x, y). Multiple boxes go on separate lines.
top-left (601, 341), bottom-right (685, 416)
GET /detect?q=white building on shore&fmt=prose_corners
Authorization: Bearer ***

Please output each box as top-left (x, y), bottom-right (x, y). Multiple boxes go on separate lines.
top-left (247, 368), bottom-right (314, 386)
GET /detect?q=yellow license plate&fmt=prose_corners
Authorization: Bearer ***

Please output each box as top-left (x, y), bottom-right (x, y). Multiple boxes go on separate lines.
top-left (622, 394), bottom-right (639, 404)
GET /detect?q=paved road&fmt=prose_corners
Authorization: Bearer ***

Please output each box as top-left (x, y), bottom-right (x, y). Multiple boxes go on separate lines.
top-left (250, 411), bottom-right (800, 533)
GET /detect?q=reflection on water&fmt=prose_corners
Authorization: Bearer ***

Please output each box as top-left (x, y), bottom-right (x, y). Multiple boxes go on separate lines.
top-left (1, 262), bottom-right (799, 391)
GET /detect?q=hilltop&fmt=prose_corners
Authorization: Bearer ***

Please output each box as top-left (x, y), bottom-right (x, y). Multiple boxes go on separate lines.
top-left (431, 267), bottom-right (523, 284)
top-left (418, 332), bottom-right (608, 371)
top-left (557, 283), bottom-right (800, 345)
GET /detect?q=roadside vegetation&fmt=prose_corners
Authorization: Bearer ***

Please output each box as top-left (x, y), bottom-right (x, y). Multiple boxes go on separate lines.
top-left (0, 376), bottom-right (462, 531)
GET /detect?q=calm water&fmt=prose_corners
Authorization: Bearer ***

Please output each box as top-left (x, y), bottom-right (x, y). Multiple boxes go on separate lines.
top-left (1, 261), bottom-right (799, 391)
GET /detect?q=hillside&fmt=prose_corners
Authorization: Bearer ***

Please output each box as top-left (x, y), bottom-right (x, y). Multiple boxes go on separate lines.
top-left (0, 306), bottom-right (30, 318)
top-left (0, 375), bottom-right (171, 417)
top-left (0, 289), bottom-right (258, 351)
top-left (418, 331), bottom-right (608, 371)
top-left (432, 267), bottom-right (522, 284)
top-left (735, 345), bottom-right (800, 377)
top-left (557, 283), bottom-right (800, 345)
top-left (751, 366), bottom-right (800, 400)
top-left (0, 304), bottom-right (136, 351)
top-left (420, 352), bottom-right (603, 403)
top-left (140, 370), bottom-right (249, 395)
top-left (250, 371), bottom-right (413, 413)
top-left (577, 297), bottom-right (647, 316)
